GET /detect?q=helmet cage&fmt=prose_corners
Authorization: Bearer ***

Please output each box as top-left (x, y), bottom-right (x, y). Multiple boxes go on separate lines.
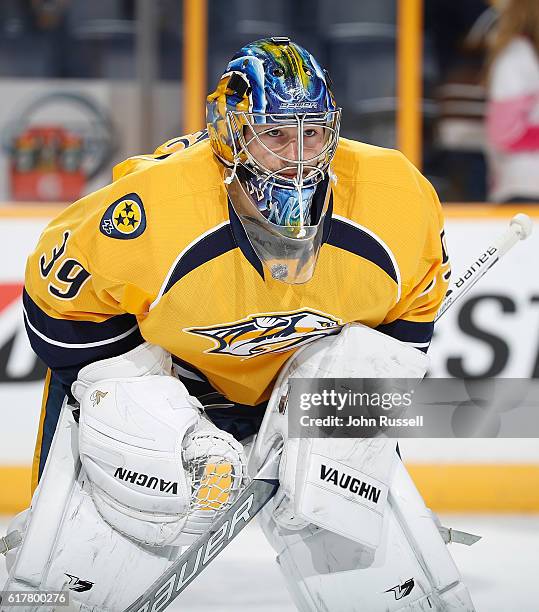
top-left (225, 109), bottom-right (341, 191)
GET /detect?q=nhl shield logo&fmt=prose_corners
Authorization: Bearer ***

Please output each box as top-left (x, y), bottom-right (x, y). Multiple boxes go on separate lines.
top-left (185, 309), bottom-right (342, 358)
top-left (100, 193), bottom-right (146, 239)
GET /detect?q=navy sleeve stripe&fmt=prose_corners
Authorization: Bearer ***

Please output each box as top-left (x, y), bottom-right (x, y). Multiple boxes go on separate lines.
top-left (24, 308), bottom-right (138, 348)
top-left (376, 319), bottom-right (434, 345)
top-left (24, 316), bottom-right (144, 370)
top-left (23, 289), bottom-right (139, 347)
top-left (23, 289), bottom-right (144, 370)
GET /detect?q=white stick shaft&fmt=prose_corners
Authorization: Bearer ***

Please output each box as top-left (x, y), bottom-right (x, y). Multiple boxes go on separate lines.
top-left (435, 217), bottom-right (530, 322)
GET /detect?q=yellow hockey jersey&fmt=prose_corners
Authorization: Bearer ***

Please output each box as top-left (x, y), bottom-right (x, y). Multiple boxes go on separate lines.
top-left (24, 132), bottom-right (449, 409)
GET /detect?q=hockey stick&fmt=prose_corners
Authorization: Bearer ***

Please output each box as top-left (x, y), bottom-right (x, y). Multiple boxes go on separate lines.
top-left (122, 449), bottom-right (282, 612)
top-left (435, 213), bottom-right (532, 322)
top-left (122, 213), bottom-right (532, 612)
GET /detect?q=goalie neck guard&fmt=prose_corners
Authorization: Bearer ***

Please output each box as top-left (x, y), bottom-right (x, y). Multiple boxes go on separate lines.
top-left (206, 37), bottom-right (341, 284)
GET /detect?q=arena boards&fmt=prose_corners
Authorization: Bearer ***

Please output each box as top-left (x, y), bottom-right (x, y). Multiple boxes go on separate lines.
top-left (1, 205), bottom-right (538, 513)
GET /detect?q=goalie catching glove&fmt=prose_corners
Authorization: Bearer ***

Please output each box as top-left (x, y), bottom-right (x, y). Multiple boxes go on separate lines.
top-left (72, 342), bottom-right (248, 547)
top-left (2, 344), bottom-right (249, 611)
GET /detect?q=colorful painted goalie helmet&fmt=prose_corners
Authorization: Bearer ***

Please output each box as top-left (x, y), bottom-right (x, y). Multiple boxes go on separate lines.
top-left (207, 37), bottom-right (341, 284)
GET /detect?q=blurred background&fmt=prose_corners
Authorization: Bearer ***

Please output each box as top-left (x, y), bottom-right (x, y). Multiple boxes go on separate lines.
top-left (0, 0), bottom-right (497, 202)
top-left (0, 1), bottom-right (538, 610)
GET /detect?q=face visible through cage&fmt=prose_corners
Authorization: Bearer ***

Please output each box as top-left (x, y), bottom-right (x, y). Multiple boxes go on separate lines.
top-left (229, 110), bottom-right (341, 189)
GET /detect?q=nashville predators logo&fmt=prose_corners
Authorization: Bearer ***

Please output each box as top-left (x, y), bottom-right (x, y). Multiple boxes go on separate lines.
top-left (185, 309), bottom-right (342, 358)
top-left (100, 193), bottom-right (147, 240)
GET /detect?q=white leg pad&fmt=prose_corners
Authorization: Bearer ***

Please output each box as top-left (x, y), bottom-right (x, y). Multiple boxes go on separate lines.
top-left (259, 459), bottom-right (476, 612)
top-left (2, 403), bottom-right (187, 612)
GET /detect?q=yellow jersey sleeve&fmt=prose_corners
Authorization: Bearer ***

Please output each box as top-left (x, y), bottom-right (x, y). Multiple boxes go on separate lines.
top-left (376, 172), bottom-right (450, 352)
top-left (23, 187), bottom-right (150, 377)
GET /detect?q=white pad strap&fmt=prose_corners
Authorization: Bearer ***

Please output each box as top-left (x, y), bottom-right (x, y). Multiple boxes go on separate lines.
top-left (1, 531), bottom-right (22, 556)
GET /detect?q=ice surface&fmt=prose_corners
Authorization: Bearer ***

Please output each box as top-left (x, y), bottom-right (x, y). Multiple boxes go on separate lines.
top-left (1, 514), bottom-right (538, 611)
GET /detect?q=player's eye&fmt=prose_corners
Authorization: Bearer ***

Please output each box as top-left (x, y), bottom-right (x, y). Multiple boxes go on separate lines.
top-left (265, 129), bottom-right (282, 137)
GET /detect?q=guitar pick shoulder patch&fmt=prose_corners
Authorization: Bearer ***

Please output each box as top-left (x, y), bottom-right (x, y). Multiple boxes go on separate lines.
top-left (100, 193), bottom-right (146, 239)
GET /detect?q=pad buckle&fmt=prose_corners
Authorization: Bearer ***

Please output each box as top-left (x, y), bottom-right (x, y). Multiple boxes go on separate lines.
top-left (1, 530), bottom-right (22, 555)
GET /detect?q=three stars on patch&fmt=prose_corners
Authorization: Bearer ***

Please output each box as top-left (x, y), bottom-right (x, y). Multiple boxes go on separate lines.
top-left (100, 193), bottom-right (147, 240)
top-left (114, 201), bottom-right (140, 230)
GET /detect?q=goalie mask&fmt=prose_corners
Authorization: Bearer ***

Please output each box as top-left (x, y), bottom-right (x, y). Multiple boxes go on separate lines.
top-left (207, 37), bottom-right (341, 283)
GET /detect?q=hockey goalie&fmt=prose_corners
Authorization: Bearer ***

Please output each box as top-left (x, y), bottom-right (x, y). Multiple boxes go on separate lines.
top-left (3, 38), bottom-right (476, 611)
top-left (2, 328), bottom-right (476, 611)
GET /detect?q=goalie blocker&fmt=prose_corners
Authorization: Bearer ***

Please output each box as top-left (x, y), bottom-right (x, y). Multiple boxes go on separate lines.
top-left (251, 324), bottom-right (476, 611)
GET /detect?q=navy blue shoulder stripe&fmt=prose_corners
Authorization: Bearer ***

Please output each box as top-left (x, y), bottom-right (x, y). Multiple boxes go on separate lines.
top-left (161, 223), bottom-right (237, 296)
top-left (23, 289), bottom-right (143, 369)
top-left (376, 319), bottom-right (434, 351)
top-left (159, 205), bottom-right (266, 299)
top-left (327, 217), bottom-right (400, 289)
